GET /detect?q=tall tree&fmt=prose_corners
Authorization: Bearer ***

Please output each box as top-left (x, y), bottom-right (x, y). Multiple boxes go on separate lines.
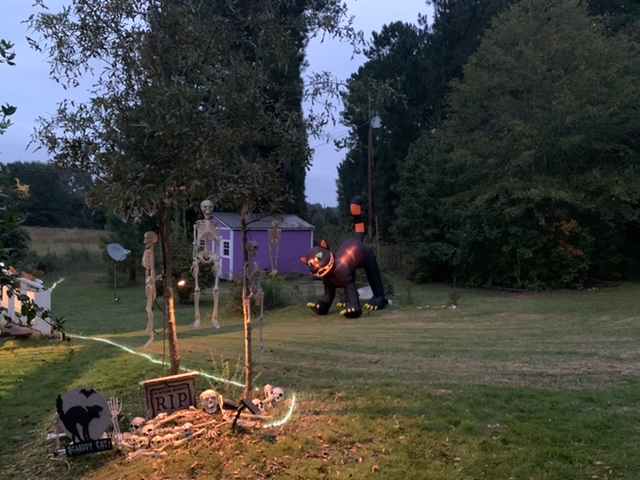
top-left (396, 0), bottom-right (640, 287)
top-left (337, 0), bottom-right (513, 238)
top-left (30, 0), bottom-right (357, 376)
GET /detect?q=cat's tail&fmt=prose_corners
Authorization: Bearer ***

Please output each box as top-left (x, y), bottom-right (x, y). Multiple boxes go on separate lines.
top-left (350, 196), bottom-right (366, 242)
top-left (56, 394), bottom-right (65, 419)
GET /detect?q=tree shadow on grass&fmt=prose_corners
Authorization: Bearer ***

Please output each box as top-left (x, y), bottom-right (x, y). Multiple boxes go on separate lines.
top-left (0, 340), bottom-right (122, 480)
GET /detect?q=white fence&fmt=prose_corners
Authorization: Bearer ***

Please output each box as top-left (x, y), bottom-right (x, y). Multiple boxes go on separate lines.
top-left (1, 275), bottom-right (57, 336)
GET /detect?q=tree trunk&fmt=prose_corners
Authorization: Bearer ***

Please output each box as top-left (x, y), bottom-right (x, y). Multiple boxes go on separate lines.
top-left (159, 206), bottom-right (181, 374)
top-left (241, 204), bottom-right (253, 400)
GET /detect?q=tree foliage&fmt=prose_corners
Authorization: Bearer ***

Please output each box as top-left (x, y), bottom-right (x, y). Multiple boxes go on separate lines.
top-left (4, 162), bottom-right (105, 228)
top-left (29, 0), bottom-right (358, 373)
top-left (396, 0), bottom-right (640, 288)
top-left (0, 38), bottom-right (17, 134)
top-left (337, 0), bottom-right (513, 237)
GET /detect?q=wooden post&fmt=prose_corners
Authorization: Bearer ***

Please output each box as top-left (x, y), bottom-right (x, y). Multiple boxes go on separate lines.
top-left (159, 206), bottom-right (181, 374)
top-left (240, 205), bottom-right (253, 400)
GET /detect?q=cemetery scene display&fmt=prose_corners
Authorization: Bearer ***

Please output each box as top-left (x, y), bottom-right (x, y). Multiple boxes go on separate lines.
top-left (49, 378), bottom-right (289, 461)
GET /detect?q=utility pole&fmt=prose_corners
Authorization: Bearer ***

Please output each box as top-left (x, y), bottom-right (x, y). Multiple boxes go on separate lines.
top-left (367, 105), bottom-right (382, 248)
top-left (367, 119), bottom-right (374, 244)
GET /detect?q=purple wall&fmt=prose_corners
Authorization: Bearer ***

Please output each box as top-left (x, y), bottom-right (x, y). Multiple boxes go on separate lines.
top-left (207, 218), bottom-right (313, 280)
top-left (231, 229), bottom-right (312, 280)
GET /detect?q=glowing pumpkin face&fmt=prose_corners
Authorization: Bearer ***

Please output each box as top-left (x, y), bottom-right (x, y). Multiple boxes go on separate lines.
top-left (299, 240), bottom-right (335, 278)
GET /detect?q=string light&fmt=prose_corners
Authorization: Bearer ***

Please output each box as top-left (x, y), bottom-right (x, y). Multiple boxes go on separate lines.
top-left (67, 334), bottom-right (297, 427)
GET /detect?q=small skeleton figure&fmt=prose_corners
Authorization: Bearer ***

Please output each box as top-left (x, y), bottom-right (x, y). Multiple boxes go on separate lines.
top-left (244, 241), bottom-right (265, 350)
top-left (192, 199), bottom-right (221, 329)
top-left (268, 219), bottom-right (281, 276)
top-left (142, 231), bottom-right (158, 347)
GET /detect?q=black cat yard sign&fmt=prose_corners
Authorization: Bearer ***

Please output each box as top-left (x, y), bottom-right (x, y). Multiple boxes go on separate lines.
top-left (56, 389), bottom-right (113, 457)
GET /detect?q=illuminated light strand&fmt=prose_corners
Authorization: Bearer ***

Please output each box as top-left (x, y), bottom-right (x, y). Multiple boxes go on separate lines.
top-left (67, 333), bottom-right (296, 427)
top-left (263, 392), bottom-right (296, 429)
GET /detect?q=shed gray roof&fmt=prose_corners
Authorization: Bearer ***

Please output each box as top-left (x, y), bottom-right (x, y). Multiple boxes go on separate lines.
top-left (213, 212), bottom-right (314, 231)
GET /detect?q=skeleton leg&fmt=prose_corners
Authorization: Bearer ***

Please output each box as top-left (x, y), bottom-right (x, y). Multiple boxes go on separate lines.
top-left (143, 288), bottom-right (155, 348)
top-left (192, 260), bottom-right (201, 329)
top-left (210, 267), bottom-right (220, 329)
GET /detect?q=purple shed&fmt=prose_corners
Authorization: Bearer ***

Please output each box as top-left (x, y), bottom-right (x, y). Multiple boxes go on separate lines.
top-left (211, 213), bottom-right (314, 281)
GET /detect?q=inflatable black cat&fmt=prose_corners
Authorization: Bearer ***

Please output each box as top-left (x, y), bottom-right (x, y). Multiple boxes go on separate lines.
top-left (300, 197), bottom-right (388, 319)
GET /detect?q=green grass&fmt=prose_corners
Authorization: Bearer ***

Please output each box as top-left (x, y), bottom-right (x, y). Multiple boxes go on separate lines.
top-left (1, 270), bottom-right (640, 479)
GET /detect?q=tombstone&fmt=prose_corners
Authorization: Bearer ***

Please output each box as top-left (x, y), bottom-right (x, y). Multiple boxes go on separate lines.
top-left (56, 389), bottom-right (113, 456)
top-left (142, 372), bottom-right (198, 419)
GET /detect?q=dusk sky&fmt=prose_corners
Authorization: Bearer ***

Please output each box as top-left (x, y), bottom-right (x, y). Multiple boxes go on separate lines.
top-left (1, 0), bottom-right (431, 207)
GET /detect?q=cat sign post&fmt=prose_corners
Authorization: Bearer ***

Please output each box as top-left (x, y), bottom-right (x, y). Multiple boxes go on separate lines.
top-left (56, 389), bottom-right (114, 457)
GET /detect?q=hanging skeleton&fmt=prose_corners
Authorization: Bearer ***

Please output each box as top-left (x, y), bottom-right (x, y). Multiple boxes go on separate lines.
top-left (244, 241), bottom-right (265, 351)
top-left (268, 219), bottom-right (281, 276)
top-left (142, 231), bottom-right (158, 347)
top-left (192, 200), bottom-right (221, 329)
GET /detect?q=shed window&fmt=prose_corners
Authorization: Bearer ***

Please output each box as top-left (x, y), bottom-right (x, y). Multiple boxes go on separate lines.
top-left (223, 241), bottom-right (230, 257)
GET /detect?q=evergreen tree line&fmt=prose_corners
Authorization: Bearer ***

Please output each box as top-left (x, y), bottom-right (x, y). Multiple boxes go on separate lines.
top-left (337, 0), bottom-right (640, 288)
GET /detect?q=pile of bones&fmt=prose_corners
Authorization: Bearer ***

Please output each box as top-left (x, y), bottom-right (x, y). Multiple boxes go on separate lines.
top-left (120, 385), bottom-right (285, 460)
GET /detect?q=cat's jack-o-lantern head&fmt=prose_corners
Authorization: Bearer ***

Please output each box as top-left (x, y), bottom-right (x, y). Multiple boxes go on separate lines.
top-left (300, 240), bottom-right (335, 278)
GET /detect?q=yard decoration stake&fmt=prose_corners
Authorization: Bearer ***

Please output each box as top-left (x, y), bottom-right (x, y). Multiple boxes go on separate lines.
top-left (241, 204), bottom-right (254, 400)
top-left (142, 231), bottom-right (158, 348)
top-left (301, 196), bottom-right (388, 318)
top-left (192, 199), bottom-right (222, 329)
top-left (245, 240), bottom-right (265, 352)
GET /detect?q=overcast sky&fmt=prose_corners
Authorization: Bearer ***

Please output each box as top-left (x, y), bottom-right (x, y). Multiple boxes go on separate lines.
top-left (1, 0), bottom-right (431, 207)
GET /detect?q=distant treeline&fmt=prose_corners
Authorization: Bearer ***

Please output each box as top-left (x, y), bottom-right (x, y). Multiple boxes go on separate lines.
top-left (337, 0), bottom-right (640, 288)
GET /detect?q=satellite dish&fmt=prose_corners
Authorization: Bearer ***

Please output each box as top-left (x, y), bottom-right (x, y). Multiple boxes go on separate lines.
top-left (106, 243), bottom-right (131, 262)
top-left (106, 243), bottom-right (130, 304)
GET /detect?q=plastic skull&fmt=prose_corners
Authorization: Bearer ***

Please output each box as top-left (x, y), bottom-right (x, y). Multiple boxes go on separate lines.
top-left (200, 199), bottom-right (214, 220)
top-left (199, 389), bottom-right (220, 415)
top-left (272, 387), bottom-right (285, 403)
top-left (252, 398), bottom-right (265, 413)
top-left (182, 422), bottom-right (194, 439)
top-left (150, 435), bottom-right (164, 450)
top-left (130, 417), bottom-right (146, 433)
top-left (141, 423), bottom-right (155, 437)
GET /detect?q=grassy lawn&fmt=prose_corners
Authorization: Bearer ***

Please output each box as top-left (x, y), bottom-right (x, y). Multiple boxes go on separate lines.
top-left (2, 268), bottom-right (640, 479)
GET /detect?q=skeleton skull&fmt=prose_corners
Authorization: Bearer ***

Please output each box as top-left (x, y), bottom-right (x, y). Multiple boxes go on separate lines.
top-left (130, 417), bottom-right (146, 433)
top-left (199, 389), bottom-right (220, 415)
top-left (200, 199), bottom-right (214, 220)
top-left (182, 422), bottom-right (194, 439)
top-left (252, 398), bottom-right (265, 413)
top-left (150, 435), bottom-right (164, 450)
top-left (271, 387), bottom-right (285, 403)
top-left (141, 424), bottom-right (155, 437)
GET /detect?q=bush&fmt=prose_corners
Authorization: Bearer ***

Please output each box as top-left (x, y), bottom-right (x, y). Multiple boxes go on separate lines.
top-left (226, 275), bottom-right (291, 313)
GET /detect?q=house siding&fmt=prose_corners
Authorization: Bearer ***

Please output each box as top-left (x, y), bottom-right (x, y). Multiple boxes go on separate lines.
top-left (231, 229), bottom-right (312, 280)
